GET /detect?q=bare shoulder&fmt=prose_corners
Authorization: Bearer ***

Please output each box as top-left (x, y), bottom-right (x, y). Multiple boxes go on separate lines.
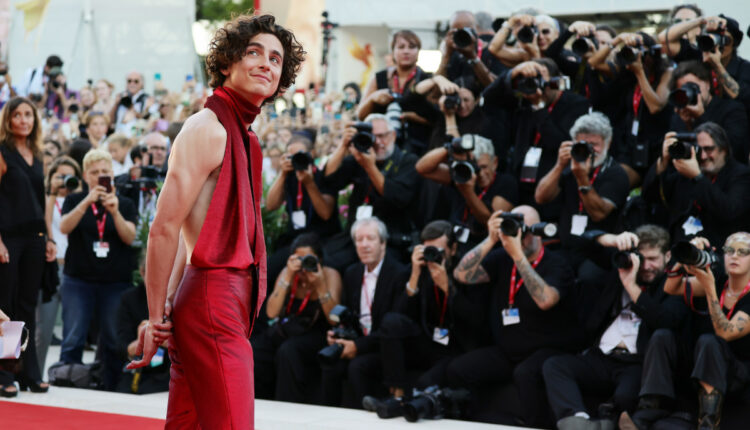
top-left (324, 266), bottom-right (343, 283)
top-left (170, 108), bottom-right (227, 170)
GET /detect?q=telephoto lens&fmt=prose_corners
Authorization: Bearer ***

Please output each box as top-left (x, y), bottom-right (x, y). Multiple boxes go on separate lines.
top-left (448, 136), bottom-right (474, 155)
top-left (351, 122), bottom-right (374, 153)
top-left (572, 36), bottom-right (596, 56)
top-left (299, 254), bottom-right (319, 272)
top-left (527, 222), bottom-right (558, 238)
top-left (696, 32), bottom-right (726, 52)
top-left (422, 246), bottom-right (444, 264)
top-left (671, 241), bottom-right (717, 268)
top-left (668, 82), bottom-right (700, 108)
top-left (63, 175), bottom-right (79, 191)
top-left (452, 27), bottom-right (474, 48)
top-left (616, 46), bottom-right (639, 65)
top-left (570, 141), bottom-right (593, 163)
top-left (517, 25), bottom-right (537, 43)
top-left (514, 76), bottom-right (542, 95)
top-left (290, 151), bottom-right (313, 171)
top-left (450, 160), bottom-right (476, 184)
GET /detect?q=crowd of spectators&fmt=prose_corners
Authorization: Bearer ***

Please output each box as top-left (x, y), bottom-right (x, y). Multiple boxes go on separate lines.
top-left (2, 5), bottom-right (750, 429)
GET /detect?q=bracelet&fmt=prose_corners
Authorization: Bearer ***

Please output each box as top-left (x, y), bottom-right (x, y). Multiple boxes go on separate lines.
top-left (406, 281), bottom-right (419, 295)
top-left (278, 278), bottom-right (290, 289)
top-left (319, 291), bottom-right (332, 304)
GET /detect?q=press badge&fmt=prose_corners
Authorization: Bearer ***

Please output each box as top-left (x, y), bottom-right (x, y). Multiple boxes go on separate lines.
top-left (570, 214), bottom-right (588, 236)
top-left (291, 210), bottom-right (307, 230)
top-left (356, 205), bottom-right (373, 220)
top-left (520, 147), bottom-right (542, 183)
top-left (433, 327), bottom-right (450, 345)
top-left (93, 241), bottom-right (110, 258)
top-left (454, 225), bottom-right (470, 244)
top-left (631, 119), bottom-right (640, 136)
top-left (502, 308), bottom-right (520, 326)
top-left (682, 216), bottom-right (704, 236)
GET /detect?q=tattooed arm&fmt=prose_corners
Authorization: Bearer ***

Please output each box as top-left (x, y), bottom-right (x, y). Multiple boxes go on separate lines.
top-left (453, 238), bottom-right (495, 284)
top-left (514, 257), bottom-right (560, 310)
top-left (706, 299), bottom-right (750, 341)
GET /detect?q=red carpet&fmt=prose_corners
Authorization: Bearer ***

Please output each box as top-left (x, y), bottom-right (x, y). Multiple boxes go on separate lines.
top-left (0, 401), bottom-right (165, 429)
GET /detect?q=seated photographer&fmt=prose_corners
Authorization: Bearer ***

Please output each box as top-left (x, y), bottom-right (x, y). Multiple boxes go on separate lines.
top-left (451, 206), bottom-right (580, 428)
top-left (535, 112), bottom-right (629, 272)
top-left (667, 60), bottom-right (749, 162)
top-left (252, 233), bottom-right (342, 403)
top-left (642, 123), bottom-right (750, 247)
top-left (416, 135), bottom-right (517, 252)
top-left (357, 30), bottom-right (436, 153)
top-left (483, 58), bottom-right (590, 221)
top-left (543, 226), bottom-right (688, 430)
top-left (319, 217), bottom-right (407, 407)
top-left (657, 233), bottom-right (750, 429)
top-left (360, 221), bottom-right (489, 416)
top-left (587, 32), bottom-right (673, 186)
top-left (324, 114), bottom-right (420, 268)
top-left (265, 134), bottom-right (340, 284)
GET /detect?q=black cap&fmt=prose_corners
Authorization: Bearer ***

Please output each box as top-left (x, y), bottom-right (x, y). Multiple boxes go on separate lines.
top-left (719, 14), bottom-right (742, 48)
top-left (45, 55), bottom-right (63, 68)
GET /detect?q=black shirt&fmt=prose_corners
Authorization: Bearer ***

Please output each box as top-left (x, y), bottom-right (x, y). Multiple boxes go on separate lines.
top-left (282, 167), bottom-right (341, 239)
top-left (445, 42), bottom-right (508, 89)
top-left (0, 145), bottom-right (45, 236)
top-left (62, 192), bottom-right (138, 283)
top-left (428, 106), bottom-right (504, 156)
top-left (642, 158), bottom-right (750, 246)
top-left (480, 247), bottom-right (580, 360)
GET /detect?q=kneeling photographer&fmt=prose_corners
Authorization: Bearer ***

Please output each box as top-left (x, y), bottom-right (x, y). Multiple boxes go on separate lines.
top-left (252, 233), bottom-right (342, 403)
top-left (450, 206), bottom-right (579, 427)
top-left (360, 221), bottom-right (488, 418)
top-left (417, 134), bottom-right (517, 253)
top-left (543, 225), bottom-right (687, 430)
top-left (324, 115), bottom-right (420, 268)
top-left (643, 123), bottom-right (750, 247)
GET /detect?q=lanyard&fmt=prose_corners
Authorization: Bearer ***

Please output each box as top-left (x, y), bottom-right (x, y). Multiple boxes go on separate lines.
top-left (55, 199), bottom-right (62, 215)
top-left (577, 166), bottom-right (602, 213)
top-left (632, 84), bottom-right (642, 118)
top-left (433, 285), bottom-right (449, 327)
top-left (719, 280), bottom-right (750, 320)
top-left (295, 166), bottom-right (317, 209)
top-left (462, 173), bottom-right (496, 222)
top-left (476, 39), bottom-right (484, 62)
top-left (532, 93), bottom-right (561, 146)
top-left (90, 204), bottom-right (107, 242)
top-left (392, 68), bottom-right (417, 95)
top-left (508, 246), bottom-right (545, 307)
top-left (285, 274), bottom-right (313, 316)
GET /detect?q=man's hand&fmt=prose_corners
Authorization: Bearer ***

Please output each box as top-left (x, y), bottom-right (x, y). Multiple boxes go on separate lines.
top-left (0, 308), bottom-right (9, 335)
top-left (672, 146), bottom-right (701, 179)
top-left (571, 151), bottom-right (592, 184)
top-left (371, 89), bottom-right (395, 106)
top-left (617, 253), bottom-right (641, 290)
top-left (280, 153), bottom-right (294, 174)
top-left (659, 132), bottom-right (677, 168)
top-left (704, 16), bottom-right (728, 33)
top-left (45, 240), bottom-right (56, 262)
top-left (614, 232), bottom-right (639, 251)
top-left (487, 210), bottom-right (503, 245)
top-left (703, 45), bottom-right (723, 68)
top-left (433, 75), bottom-right (459, 95)
top-left (102, 191), bottom-right (119, 214)
top-left (557, 141), bottom-right (573, 168)
top-left (126, 318), bottom-right (173, 369)
top-left (677, 94), bottom-right (705, 125)
top-left (411, 245), bottom-right (426, 269)
top-left (349, 145), bottom-right (376, 169)
top-left (85, 185), bottom-right (108, 206)
top-left (336, 339), bottom-right (358, 359)
top-left (499, 221), bottom-right (524, 261)
top-left (455, 171), bottom-right (477, 194)
top-left (339, 125), bottom-right (356, 150)
top-left (296, 164), bottom-right (315, 185)
top-left (569, 21), bottom-right (595, 36)
top-left (510, 61), bottom-right (547, 80)
top-left (427, 260), bottom-right (450, 294)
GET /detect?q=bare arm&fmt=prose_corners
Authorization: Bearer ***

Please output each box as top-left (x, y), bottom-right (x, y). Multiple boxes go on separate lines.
top-left (415, 147), bottom-right (452, 185)
top-left (266, 266), bottom-right (293, 319)
top-left (658, 18), bottom-right (704, 58)
top-left (165, 233), bottom-right (187, 315)
top-left (634, 66), bottom-right (672, 114)
top-left (453, 238), bottom-right (495, 284)
top-left (705, 282), bottom-right (750, 341)
top-left (356, 77), bottom-right (380, 121)
top-left (514, 257), bottom-right (560, 310)
top-left (535, 163), bottom-right (564, 204)
top-left (318, 268), bottom-right (343, 324)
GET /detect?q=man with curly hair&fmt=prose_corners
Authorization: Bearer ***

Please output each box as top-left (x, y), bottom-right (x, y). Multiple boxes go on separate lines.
top-left (127, 14), bottom-right (304, 429)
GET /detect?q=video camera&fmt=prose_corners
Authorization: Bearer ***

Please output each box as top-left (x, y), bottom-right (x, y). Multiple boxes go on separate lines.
top-left (570, 141), bottom-right (594, 163)
top-left (669, 82), bottom-right (700, 108)
top-left (499, 213), bottom-right (557, 238)
top-left (351, 122), bottom-right (374, 153)
top-left (668, 133), bottom-right (699, 160)
top-left (403, 386), bottom-right (471, 422)
top-left (317, 305), bottom-right (361, 365)
top-left (671, 241), bottom-right (718, 269)
top-left (290, 151), bottom-right (314, 171)
top-left (513, 75), bottom-right (569, 95)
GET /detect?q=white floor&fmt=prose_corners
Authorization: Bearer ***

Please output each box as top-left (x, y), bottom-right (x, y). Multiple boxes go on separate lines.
top-left (0, 345), bottom-right (522, 429)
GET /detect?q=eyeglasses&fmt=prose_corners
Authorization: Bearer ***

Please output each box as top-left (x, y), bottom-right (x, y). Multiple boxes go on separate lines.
top-left (698, 145), bottom-right (717, 154)
top-left (127, 79), bottom-right (140, 84)
top-left (374, 132), bottom-right (393, 141)
top-left (540, 29), bottom-right (552, 35)
top-left (148, 146), bottom-right (167, 152)
top-left (723, 246), bottom-right (750, 257)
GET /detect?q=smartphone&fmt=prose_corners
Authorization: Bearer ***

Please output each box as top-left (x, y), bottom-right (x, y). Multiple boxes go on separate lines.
top-left (98, 176), bottom-right (112, 193)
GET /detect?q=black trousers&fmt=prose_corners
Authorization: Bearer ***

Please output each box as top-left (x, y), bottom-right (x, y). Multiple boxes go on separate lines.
top-left (445, 345), bottom-right (563, 427)
top-left (639, 328), bottom-right (683, 399)
top-left (543, 348), bottom-right (642, 420)
top-left (691, 333), bottom-right (750, 395)
top-left (0, 234), bottom-right (45, 384)
top-left (320, 352), bottom-right (383, 408)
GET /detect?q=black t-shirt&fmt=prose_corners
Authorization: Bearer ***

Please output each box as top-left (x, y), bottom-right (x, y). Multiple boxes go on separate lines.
top-left (282, 167), bottom-right (341, 239)
top-left (447, 172), bottom-right (519, 243)
top-left (480, 247), bottom-right (579, 360)
top-left (62, 192), bottom-right (138, 283)
top-left (558, 156), bottom-right (629, 251)
top-left (0, 145), bottom-right (45, 235)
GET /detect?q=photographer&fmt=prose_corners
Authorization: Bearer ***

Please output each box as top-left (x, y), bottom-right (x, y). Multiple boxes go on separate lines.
top-left (253, 233), bottom-right (342, 403)
top-left (489, 12), bottom-right (561, 68)
top-left (319, 217), bottom-right (408, 407)
top-left (59, 149), bottom-right (137, 391)
top-left (416, 135), bottom-right (517, 251)
top-left (360, 221), bottom-right (488, 414)
top-left (657, 233), bottom-right (750, 429)
top-left (451, 206), bottom-right (580, 427)
top-left (668, 60), bottom-right (749, 162)
top-left (543, 226), bottom-right (688, 430)
top-left (266, 135), bottom-right (340, 300)
top-left (657, 4), bottom-right (704, 63)
top-left (41, 68), bottom-right (74, 121)
top-left (324, 114), bottom-right (420, 267)
top-left (19, 55), bottom-right (63, 98)
top-left (642, 123), bottom-right (750, 247)
top-left (483, 58), bottom-right (590, 221)
top-left (111, 71), bottom-right (150, 134)
top-left (536, 112), bottom-right (629, 271)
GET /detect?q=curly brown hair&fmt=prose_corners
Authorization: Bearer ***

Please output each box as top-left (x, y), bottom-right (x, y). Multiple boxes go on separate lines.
top-left (205, 14), bottom-right (305, 104)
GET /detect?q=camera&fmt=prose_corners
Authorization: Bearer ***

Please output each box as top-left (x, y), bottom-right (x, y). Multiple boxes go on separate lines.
top-left (671, 241), bottom-right (717, 269)
top-left (63, 175), bottom-right (79, 191)
top-left (68, 104), bottom-right (79, 114)
top-left (290, 151), bottom-right (314, 171)
top-left (668, 133), bottom-right (698, 160)
top-left (571, 141), bottom-right (594, 163)
top-left (572, 35), bottom-right (598, 56)
top-left (669, 82), bottom-right (700, 108)
top-left (422, 246), bottom-right (444, 264)
top-left (403, 385), bottom-right (471, 422)
top-left (446, 136), bottom-right (474, 155)
top-left (517, 25), bottom-right (538, 44)
top-left (452, 27), bottom-right (477, 49)
top-left (499, 213), bottom-right (557, 238)
top-left (120, 95), bottom-right (133, 109)
top-left (351, 121), bottom-right (374, 153)
top-left (443, 93), bottom-right (461, 110)
top-left (612, 249), bottom-right (643, 269)
top-left (615, 44), bottom-right (662, 65)
top-left (299, 254), bottom-right (319, 272)
top-left (317, 305), bottom-right (361, 365)
top-left (450, 160), bottom-right (478, 184)
top-left (513, 75), bottom-right (569, 95)
top-left (697, 31), bottom-right (728, 52)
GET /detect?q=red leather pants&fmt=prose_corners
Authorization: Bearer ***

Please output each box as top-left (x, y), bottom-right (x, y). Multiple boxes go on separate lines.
top-left (166, 266), bottom-right (256, 429)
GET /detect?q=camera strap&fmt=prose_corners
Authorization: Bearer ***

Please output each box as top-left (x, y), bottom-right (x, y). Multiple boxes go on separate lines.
top-left (433, 284), bottom-right (449, 327)
top-left (692, 175), bottom-right (718, 212)
top-left (719, 280), bottom-right (750, 320)
top-left (285, 274), bottom-right (313, 316)
top-left (508, 246), bottom-right (545, 307)
top-left (577, 166), bottom-right (602, 213)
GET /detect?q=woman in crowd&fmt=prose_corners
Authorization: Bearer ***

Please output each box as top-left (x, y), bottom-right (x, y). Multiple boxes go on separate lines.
top-left (252, 233), bottom-right (342, 403)
top-left (78, 86), bottom-right (97, 116)
top-left (83, 111), bottom-right (110, 148)
top-left (0, 96), bottom-right (56, 393)
top-left (92, 79), bottom-right (115, 115)
top-left (59, 149), bottom-right (137, 391)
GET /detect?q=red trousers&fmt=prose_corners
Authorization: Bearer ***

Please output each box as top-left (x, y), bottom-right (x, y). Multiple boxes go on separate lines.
top-left (166, 266), bottom-right (256, 429)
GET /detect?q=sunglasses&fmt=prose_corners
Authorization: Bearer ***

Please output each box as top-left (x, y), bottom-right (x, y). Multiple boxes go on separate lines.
top-left (723, 246), bottom-right (750, 257)
top-left (127, 79), bottom-right (140, 84)
top-left (540, 29), bottom-right (552, 35)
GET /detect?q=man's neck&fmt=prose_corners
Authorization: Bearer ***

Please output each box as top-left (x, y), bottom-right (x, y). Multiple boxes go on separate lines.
top-left (523, 240), bottom-right (541, 262)
top-left (365, 256), bottom-right (384, 273)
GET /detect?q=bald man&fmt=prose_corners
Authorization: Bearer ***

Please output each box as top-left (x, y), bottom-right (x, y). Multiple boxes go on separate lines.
top-left (451, 205), bottom-right (581, 427)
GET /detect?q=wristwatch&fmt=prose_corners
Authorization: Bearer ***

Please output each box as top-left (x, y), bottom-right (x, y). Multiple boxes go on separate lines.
top-left (466, 57), bottom-right (480, 66)
top-left (578, 185), bottom-right (592, 194)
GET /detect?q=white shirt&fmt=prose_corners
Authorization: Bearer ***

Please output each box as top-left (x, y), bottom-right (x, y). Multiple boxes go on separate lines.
top-left (599, 291), bottom-right (642, 355)
top-left (19, 65), bottom-right (45, 96)
top-left (359, 257), bottom-right (384, 335)
top-left (111, 155), bottom-right (134, 177)
top-left (52, 196), bottom-right (69, 259)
